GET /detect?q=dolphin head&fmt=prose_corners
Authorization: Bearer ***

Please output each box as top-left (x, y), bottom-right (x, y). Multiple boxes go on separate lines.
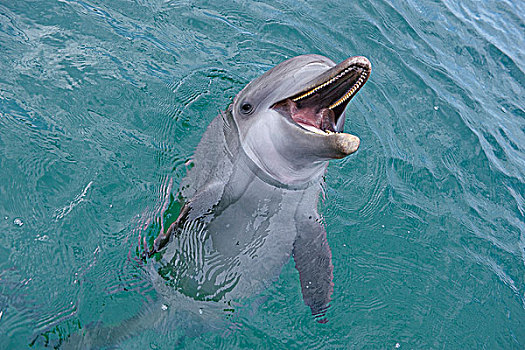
top-left (229, 54), bottom-right (371, 186)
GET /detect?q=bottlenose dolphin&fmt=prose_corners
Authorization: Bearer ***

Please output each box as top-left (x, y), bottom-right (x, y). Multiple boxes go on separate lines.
top-left (146, 54), bottom-right (371, 321)
top-left (48, 54), bottom-right (371, 348)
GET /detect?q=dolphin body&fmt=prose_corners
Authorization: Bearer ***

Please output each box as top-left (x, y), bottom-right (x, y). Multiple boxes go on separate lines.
top-left (148, 54), bottom-right (371, 321)
top-left (54, 54), bottom-right (371, 348)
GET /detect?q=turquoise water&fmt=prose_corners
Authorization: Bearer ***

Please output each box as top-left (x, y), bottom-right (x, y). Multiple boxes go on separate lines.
top-left (1, 0), bottom-right (524, 348)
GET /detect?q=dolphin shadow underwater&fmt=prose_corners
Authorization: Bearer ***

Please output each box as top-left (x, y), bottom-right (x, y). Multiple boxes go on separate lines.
top-left (59, 54), bottom-right (371, 348)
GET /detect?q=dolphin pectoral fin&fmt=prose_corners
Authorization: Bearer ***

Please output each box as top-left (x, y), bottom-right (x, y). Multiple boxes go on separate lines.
top-left (148, 182), bottom-right (226, 257)
top-left (293, 215), bottom-right (334, 322)
top-left (149, 202), bottom-right (190, 256)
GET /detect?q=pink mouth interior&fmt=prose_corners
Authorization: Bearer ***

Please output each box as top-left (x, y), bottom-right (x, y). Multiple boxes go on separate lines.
top-left (273, 99), bottom-right (337, 132)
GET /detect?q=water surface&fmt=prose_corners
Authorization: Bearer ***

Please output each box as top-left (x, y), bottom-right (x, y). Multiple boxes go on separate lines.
top-left (0, 0), bottom-right (524, 348)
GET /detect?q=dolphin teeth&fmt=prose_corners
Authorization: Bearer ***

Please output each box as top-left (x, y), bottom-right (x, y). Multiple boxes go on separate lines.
top-left (328, 70), bottom-right (369, 110)
top-left (290, 65), bottom-right (369, 114)
top-left (291, 66), bottom-right (354, 102)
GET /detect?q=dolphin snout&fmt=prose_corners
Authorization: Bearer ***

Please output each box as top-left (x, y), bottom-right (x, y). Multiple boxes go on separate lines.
top-left (330, 133), bottom-right (360, 158)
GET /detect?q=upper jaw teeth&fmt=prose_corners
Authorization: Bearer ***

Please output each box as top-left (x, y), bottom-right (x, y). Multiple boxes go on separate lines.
top-left (328, 69), bottom-right (369, 109)
top-left (291, 64), bottom-right (368, 104)
top-left (291, 66), bottom-right (354, 102)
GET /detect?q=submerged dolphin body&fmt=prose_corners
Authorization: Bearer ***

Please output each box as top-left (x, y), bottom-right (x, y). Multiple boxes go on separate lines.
top-left (148, 54), bottom-right (371, 321)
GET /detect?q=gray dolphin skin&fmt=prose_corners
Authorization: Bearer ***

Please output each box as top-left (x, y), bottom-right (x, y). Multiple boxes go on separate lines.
top-left (147, 54), bottom-right (371, 322)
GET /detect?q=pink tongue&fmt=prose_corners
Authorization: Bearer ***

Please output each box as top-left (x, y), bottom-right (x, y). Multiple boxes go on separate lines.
top-left (292, 106), bottom-right (335, 131)
top-left (272, 99), bottom-right (337, 131)
top-left (318, 108), bottom-right (336, 131)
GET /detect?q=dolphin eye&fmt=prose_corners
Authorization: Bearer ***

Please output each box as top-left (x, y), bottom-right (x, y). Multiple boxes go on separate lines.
top-left (240, 102), bottom-right (254, 114)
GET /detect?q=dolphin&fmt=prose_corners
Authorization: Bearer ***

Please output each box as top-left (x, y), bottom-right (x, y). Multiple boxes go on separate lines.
top-left (147, 54), bottom-right (371, 321)
top-left (45, 54), bottom-right (371, 348)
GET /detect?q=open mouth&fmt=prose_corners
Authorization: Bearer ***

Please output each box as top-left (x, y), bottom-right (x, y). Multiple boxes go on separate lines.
top-left (272, 56), bottom-right (371, 134)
